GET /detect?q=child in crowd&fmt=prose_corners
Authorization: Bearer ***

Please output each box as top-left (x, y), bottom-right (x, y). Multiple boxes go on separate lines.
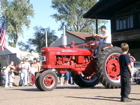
top-left (3, 66), bottom-right (9, 88)
top-left (29, 63), bottom-right (36, 86)
top-left (1, 67), bottom-right (6, 86)
top-left (119, 43), bottom-right (132, 102)
top-left (9, 69), bottom-right (15, 88)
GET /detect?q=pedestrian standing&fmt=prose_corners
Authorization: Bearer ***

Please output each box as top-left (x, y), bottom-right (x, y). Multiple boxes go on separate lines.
top-left (57, 73), bottom-right (64, 85)
top-left (25, 58), bottom-right (30, 85)
top-left (19, 58), bottom-right (29, 86)
top-left (3, 61), bottom-right (15, 88)
top-left (4, 67), bottom-right (9, 88)
top-left (32, 58), bottom-right (40, 76)
top-left (64, 71), bottom-right (70, 85)
top-left (29, 63), bottom-right (36, 86)
top-left (1, 67), bottom-right (6, 86)
top-left (9, 69), bottom-right (15, 88)
top-left (0, 63), bottom-right (2, 86)
top-left (119, 43), bottom-right (132, 102)
top-left (128, 53), bottom-right (136, 82)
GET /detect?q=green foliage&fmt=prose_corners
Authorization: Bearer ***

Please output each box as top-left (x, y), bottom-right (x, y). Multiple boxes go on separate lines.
top-left (18, 26), bottom-right (58, 53)
top-left (1, 0), bottom-right (34, 47)
top-left (52, 0), bottom-right (107, 32)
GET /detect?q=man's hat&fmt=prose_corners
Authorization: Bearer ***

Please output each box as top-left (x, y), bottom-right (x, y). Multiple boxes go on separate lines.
top-left (99, 25), bottom-right (106, 29)
top-left (2, 66), bottom-right (6, 69)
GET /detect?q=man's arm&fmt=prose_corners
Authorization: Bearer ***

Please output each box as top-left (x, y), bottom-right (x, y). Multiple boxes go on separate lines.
top-left (38, 63), bottom-right (41, 72)
top-left (95, 34), bottom-right (108, 39)
top-left (126, 55), bottom-right (132, 78)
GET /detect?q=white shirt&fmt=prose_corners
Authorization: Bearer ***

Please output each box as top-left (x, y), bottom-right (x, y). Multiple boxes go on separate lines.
top-left (19, 62), bottom-right (29, 70)
top-left (29, 67), bottom-right (36, 74)
top-left (101, 31), bottom-right (112, 44)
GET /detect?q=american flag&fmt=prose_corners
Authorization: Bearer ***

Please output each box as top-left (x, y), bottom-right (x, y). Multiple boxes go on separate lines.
top-left (0, 19), bottom-right (6, 51)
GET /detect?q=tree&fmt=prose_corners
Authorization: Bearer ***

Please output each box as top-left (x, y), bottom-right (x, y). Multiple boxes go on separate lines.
top-left (51, 0), bottom-right (107, 32)
top-left (18, 26), bottom-right (58, 53)
top-left (1, 0), bottom-right (34, 47)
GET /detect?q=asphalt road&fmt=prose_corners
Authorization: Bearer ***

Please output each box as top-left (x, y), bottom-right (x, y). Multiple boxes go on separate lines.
top-left (0, 76), bottom-right (140, 105)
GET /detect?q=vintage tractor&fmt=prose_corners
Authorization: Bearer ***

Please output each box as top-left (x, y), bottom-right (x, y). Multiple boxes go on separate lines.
top-left (35, 38), bottom-right (122, 91)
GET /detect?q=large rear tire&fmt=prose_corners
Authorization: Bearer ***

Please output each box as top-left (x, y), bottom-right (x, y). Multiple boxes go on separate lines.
top-left (72, 73), bottom-right (99, 88)
top-left (38, 70), bottom-right (58, 91)
top-left (96, 47), bottom-right (122, 88)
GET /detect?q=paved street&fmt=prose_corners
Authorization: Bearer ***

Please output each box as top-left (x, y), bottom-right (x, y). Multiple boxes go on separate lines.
top-left (0, 76), bottom-right (140, 105)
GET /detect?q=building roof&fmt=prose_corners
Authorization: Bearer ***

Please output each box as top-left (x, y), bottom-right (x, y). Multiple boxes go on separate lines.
top-left (66, 31), bottom-right (92, 40)
top-left (83, 0), bottom-right (139, 19)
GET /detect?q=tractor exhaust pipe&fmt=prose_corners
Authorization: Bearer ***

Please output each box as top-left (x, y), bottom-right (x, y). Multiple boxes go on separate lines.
top-left (62, 26), bottom-right (67, 47)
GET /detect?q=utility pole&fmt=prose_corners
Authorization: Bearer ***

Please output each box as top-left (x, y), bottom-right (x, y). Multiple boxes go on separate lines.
top-left (45, 30), bottom-right (48, 47)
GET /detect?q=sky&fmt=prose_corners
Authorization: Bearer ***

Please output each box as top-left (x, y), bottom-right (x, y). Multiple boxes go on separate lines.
top-left (18, 0), bottom-right (62, 45)
top-left (17, 0), bottom-right (111, 47)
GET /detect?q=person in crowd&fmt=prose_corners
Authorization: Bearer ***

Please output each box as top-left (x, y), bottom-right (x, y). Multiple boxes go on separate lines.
top-left (25, 58), bottom-right (30, 85)
top-left (93, 25), bottom-right (112, 58)
top-left (9, 68), bottom-right (15, 88)
top-left (32, 58), bottom-right (40, 76)
top-left (19, 58), bottom-right (29, 86)
top-left (3, 61), bottom-right (15, 88)
top-left (57, 73), bottom-right (64, 85)
top-left (1, 67), bottom-right (6, 86)
top-left (0, 63), bottom-right (2, 86)
top-left (64, 71), bottom-right (70, 85)
top-left (68, 72), bottom-right (75, 85)
top-left (128, 53), bottom-right (136, 82)
top-left (29, 63), bottom-right (36, 86)
top-left (119, 43), bottom-right (132, 102)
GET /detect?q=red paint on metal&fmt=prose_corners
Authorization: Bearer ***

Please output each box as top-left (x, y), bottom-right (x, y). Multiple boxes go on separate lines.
top-left (44, 76), bottom-right (54, 87)
top-left (106, 56), bottom-right (120, 80)
top-left (41, 41), bottom-right (100, 77)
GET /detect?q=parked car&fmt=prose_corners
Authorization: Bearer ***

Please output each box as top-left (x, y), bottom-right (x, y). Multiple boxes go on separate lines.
top-left (133, 61), bottom-right (140, 84)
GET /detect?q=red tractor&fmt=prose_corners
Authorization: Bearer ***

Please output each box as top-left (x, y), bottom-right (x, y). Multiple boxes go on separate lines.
top-left (35, 40), bottom-right (122, 91)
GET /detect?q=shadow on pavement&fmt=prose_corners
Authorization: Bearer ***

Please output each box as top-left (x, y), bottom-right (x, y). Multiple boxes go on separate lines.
top-left (66, 95), bottom-right (140, 102)
top-left (98, 96), bottom-right (140, 101)
top-left (131, 93), bottom-right (140, 95)
top-left (56, 86), bottom-right (79, 89)
top-left (56, 85), bottom-right (108, 90)
top-left (66, 96), bottom-right (120, 102)
top-left (11, 85), bottom-right (114, 91)
top-left (12, 88), bottom-right (40, 92)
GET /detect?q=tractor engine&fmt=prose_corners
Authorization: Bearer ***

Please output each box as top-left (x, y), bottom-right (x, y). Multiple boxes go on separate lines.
top-left (41, 46), bottom-right (94, 75)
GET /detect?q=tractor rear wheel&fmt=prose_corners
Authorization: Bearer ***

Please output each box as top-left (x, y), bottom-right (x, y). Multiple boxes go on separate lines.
top-left (72, 73), bottom-right (99, 88)
top-left (38, 70), bottom-right (58, 91)
top-left (96, 47), bottom-right (122, 88)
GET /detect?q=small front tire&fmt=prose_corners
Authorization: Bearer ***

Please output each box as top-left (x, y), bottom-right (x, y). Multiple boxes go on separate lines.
top-left (38, 70), bottom-right (58, 91)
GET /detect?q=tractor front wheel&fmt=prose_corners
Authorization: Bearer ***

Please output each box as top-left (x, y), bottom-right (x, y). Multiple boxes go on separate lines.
top-left (38, 70), bottom-right (58, 91)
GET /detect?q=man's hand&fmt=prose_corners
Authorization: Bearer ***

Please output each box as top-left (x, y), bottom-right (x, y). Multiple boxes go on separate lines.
top-left (92, 34), bottom-right (98, 37)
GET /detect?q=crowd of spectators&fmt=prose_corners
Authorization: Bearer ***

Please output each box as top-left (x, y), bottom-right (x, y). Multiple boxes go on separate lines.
top-left (0, 58), bottom-right (74, 88)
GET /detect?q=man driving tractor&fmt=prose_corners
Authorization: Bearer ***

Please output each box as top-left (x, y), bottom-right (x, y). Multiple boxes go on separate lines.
top-left (93, 25), bottom-right (112, 58)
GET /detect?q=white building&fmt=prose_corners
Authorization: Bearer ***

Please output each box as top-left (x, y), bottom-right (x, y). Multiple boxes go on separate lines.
top-left (0, 46), bottom-right (39, 67)
top-left (51, 31), bottom-right (92, 47)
